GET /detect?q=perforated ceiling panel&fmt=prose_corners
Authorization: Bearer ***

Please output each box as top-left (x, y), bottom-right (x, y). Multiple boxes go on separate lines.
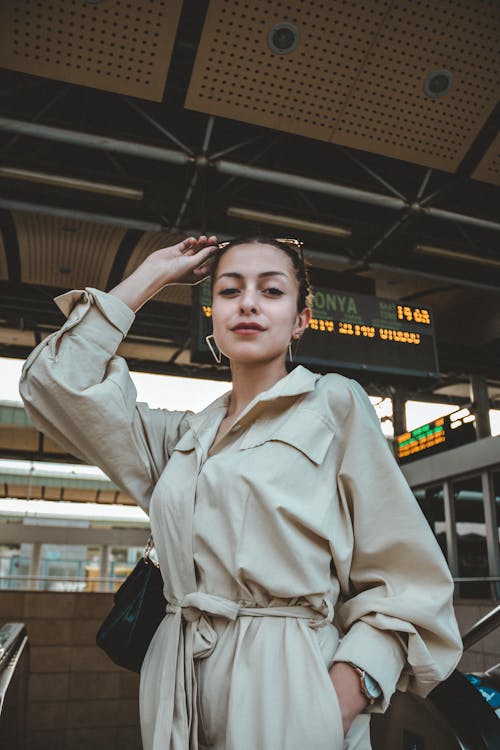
top-left (14, 212), bottom-right (126, 288)
top-left (332, 0), bottom-right (500, 171)
top-left (0, 230), bottom-right (8, 281)
top-left (186, 0), bottom-right (500, 171)
top-left (124, 230), bottom-right (192, 304)
top-left (472, 133), bottom-right (500, 186)
top-left (0, 0), bottom-right (183, 101)
top-left (186, 0), bottom-right (391, 141)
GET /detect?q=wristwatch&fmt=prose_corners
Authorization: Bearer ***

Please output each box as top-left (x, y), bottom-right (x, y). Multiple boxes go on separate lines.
top-left (347, 663), bottom-right (382, 705)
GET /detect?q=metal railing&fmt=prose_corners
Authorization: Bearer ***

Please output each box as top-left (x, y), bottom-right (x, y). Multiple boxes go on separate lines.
top-left (0, 573), bottom-right (128, 592)
top-left (462, 604), bottom-right (500, 652)
top-left (453, 577), bottom-right (500, 582)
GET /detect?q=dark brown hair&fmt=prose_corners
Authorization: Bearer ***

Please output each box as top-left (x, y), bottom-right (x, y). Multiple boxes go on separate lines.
top-left (209, 236), bottom-right (313, 312)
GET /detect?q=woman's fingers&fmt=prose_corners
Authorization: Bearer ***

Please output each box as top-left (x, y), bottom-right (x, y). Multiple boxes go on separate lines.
top-left (191, 244), bottom-right (218, 269)
top-left (175, 237), bottom-right (196, 254)
top-left (192, 257), bottom-right (215, 278)
top-left (178, 235), bottom-right (218, 255)
top-left (196, 234), bottom-right (218, 251)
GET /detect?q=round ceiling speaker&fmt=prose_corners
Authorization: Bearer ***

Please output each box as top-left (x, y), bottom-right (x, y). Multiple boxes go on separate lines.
top-left (424, 70), bottom-right (454, 98)
top-left (267, 22), bottom-right (299, 55)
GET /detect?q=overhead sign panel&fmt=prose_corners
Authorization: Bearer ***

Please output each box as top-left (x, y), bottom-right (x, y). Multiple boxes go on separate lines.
top-left (191, 282), bottom-right (439, 381)
top-left (397, 411), bottom-right (476, 464)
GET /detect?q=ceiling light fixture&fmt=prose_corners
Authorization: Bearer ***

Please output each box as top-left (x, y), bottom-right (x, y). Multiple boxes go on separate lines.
top-left (226, 206), bottom-right (351, 239)
top-left (267, 22), bottom-right (299, 54)
top-left (0, 167), bottom-right (143, 200)
top-left (414, 244), bottom-right (500, 269)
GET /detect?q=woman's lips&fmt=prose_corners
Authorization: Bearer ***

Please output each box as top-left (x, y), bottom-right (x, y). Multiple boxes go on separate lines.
top-left (231, 324), bottom-right (266, 334)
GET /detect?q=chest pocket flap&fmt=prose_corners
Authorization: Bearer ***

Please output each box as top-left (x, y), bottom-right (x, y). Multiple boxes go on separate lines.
top-left (240, 408), bottom-right (334, 465)
top-left (172, 429), bottom-right (196, 453)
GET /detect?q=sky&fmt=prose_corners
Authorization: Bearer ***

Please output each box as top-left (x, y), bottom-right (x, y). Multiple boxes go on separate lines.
top-left (1, 355), bottom-right (499, 522)
top-left (3, 356), bottom-right (499, 439)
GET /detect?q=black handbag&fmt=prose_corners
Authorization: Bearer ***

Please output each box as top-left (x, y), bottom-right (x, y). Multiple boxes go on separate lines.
top-left (96, 536), bottom-right (166, 673)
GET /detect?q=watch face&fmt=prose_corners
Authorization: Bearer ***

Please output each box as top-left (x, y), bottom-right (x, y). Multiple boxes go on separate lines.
top-left (364, 672), bottom-right (382, 699)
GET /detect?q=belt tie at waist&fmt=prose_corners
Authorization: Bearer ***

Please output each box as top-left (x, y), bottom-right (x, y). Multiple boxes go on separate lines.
top-left (155, 593), bottom-right (334, 750)
top-left (166, 592), bottom-right (333, 660)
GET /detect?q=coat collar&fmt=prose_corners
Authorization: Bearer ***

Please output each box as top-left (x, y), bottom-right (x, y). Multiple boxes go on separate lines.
top-left (185, 366), bottom-right (320, 440)
top-left (253, 365), bottom-right (321, 403)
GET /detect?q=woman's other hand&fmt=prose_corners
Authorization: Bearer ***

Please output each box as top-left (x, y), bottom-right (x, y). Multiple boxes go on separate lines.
top-left (328, 661), bottom-right (369, 736)
top-left (109, 234), bottom-right (218, 312)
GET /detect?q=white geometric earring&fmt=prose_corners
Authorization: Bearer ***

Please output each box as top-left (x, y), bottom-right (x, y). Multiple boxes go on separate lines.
top-left (206, 334), bottom-right (222, 364)
top-left (288, 342), bottom-right (293, 362)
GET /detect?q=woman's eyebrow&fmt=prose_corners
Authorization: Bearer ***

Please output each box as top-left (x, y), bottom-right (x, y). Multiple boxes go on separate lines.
top-left (215, 270), bottom-right (288, 281)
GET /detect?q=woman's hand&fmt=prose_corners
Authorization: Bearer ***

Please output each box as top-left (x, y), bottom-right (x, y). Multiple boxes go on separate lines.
top-left (149, 235), bottom-right (219, 286)
top-left (328, 661), bottom-right (368, 736)
top-left (109, 234), bottom-right (218, 312)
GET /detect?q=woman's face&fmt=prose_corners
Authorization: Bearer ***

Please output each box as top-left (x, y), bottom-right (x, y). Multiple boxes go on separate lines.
top-left (211, 243), bottom-right (310, 366)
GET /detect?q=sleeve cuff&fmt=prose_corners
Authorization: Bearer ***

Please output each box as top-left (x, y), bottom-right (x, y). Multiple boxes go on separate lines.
top-left (52, 287), bottom-right (135, 355)
top-left (332, 620), bottom-right (405, 712)
top-left (55, 287), bottom-right (135, 335)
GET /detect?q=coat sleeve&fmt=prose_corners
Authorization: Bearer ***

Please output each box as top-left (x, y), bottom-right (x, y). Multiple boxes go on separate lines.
top-left (329, 379), bottom-right (462, 712)
top-left (19, 287), bottom-right (190, 511)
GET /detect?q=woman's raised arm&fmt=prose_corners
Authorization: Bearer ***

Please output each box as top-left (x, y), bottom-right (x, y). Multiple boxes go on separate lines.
top-left (19, 235), bottom-right (218, 511)
top-left (109, 234), bottom-right (218, 311)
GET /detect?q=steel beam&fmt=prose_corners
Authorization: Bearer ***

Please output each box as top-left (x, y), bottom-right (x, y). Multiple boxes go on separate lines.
top-left (0, 197), bottom-right (164, 232)
top-left (1, 117), bottom-right (500, 234)
top-left (214, 159), bottom-right (406, 209)
top-left (0, 117), bottom-right (191, 165)
top-left (442, 480), bottom-right (459, 580)
top-left (421, 206), bottom-right (500, 234)
top-left (470, 375), bottom-right (491, 439)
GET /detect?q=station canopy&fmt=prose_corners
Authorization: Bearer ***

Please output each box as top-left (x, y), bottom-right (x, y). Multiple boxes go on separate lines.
top-left (0, 0), bottom-right (499, 411)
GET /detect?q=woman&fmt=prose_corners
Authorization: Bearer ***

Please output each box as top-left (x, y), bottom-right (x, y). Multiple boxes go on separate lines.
top-left (20, 235), bottom-right (462, 750)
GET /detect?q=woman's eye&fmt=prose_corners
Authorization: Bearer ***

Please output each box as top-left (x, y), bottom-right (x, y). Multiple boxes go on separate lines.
top-left (263, 287), bottom-right (284, 296)
top-left (219, 287), bottom-right (240, 296)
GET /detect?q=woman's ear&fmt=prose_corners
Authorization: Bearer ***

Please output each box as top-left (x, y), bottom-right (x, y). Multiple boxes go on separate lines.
top-left (294, 307), bottom-right (311, 339)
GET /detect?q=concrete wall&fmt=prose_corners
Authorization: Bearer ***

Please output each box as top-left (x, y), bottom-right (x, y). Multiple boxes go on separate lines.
top-left (0, 592), bottom-right (498, 750)
top-left (0, 591), bottom-right (141, 750)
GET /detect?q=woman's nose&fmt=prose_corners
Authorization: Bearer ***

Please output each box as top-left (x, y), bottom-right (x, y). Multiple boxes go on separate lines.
top-left (239, 289), bottom-right (258, 313)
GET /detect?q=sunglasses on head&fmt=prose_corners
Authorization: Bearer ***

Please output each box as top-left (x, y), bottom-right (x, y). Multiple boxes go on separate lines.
top-left (217, 237), bottom-right (304, 257)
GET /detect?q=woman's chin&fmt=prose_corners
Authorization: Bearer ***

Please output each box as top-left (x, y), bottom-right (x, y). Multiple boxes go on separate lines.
top-left (225, 348), bottom-right (287, 368)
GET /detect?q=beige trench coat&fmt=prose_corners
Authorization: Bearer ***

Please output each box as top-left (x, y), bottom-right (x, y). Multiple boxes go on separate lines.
top-left (20, 288), bottom-right (462, 750)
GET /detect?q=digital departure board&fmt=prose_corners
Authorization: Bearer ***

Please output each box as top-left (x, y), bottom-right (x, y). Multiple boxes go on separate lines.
top-left (191, 281), bottom-right (439, 380)
top-left (397, 412), bottom-right (476, 464)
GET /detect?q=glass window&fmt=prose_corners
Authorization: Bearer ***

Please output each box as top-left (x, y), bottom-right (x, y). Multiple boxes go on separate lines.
top-left (414, 485), bottom-right (447, 558)
top-left (453, 475), bottom-right (489, 599)
top-left (0, 544), bottom-right (28, 590)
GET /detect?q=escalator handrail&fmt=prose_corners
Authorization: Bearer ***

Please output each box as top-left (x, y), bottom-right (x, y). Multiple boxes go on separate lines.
top-left (461, 604), bottom-right (500, 651)
top-left (0, 623), bottom-right (26, 672)
top-left (0, 623), bottom-right (28, 719)
top-left (0, 636), bottom-right (28, 713)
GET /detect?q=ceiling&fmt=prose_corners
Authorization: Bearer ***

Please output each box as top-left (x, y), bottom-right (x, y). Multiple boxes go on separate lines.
top-left (0, 0), bottom-right (499, 405)
top-left (0, 466), bottom-right (135, 505)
